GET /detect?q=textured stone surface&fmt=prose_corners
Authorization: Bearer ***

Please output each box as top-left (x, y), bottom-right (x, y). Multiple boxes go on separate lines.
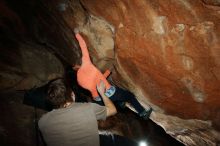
top-left (0, 0), bottom-right (75, 89)
top-left (0, 91), bottom-right (47, 146)
top-left (1, 0), bottom-right (220, 145)
top-left (151, 112), bottom-right (220, 146)
top-left (0, 41), bottom-right (64, 90)
top-left (202, 0), bottom-right (220, 6)
top-left (77, 0), bottom-right (220, 145)
top-left (79, 0), bottom-right (220, 127)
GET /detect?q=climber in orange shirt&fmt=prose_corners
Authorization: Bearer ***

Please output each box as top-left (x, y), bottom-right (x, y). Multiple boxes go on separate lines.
top-left (73, 31), bottom-right (152, 120)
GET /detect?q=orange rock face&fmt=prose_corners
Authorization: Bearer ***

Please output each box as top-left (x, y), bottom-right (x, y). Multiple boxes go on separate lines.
top-left (80, 0), bottom-right (220, 129)
top-left (1, 0), bottom-right (220, 145)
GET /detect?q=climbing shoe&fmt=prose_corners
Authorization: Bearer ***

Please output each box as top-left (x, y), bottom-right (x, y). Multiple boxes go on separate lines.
top-left (139, 107), bottom-right (153, 120)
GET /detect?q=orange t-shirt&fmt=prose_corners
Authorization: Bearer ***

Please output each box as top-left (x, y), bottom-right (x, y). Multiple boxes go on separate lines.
top-left (75, 33), bottom-right (111, 98)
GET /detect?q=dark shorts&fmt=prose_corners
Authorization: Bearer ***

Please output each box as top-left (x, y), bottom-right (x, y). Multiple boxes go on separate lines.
top-left (93, 86), bottom-right (145, 114)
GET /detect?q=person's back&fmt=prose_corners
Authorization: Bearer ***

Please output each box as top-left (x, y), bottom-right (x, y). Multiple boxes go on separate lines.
top-left (38, 78), bottom-right (117, 146)
top-left (39, 102), bottom-right (105, 146)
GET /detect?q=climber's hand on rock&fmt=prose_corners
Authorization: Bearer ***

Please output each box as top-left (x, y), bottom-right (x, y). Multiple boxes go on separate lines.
top-left (97, 80), bottom-right (106, 96)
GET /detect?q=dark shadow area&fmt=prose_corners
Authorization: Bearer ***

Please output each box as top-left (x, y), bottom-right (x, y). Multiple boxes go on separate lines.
top-left (99, 107), bottom-right (184, 146)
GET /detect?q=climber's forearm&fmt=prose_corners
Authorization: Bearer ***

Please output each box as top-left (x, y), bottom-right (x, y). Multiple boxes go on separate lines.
top-left (100, 91), bottom-right (117, 117)
top-left (103, 69), bottom-right (111, 78)
top-left (97, 80), bottom-right (117, 117)
top-left (75, 33), bottom-right (91, 63)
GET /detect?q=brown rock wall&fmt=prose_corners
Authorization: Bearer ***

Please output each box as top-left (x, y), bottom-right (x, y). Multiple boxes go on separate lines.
top-left (1, 0), bottom-right (220, 145)
top-left (80, 0), bottom-right (220, 129)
